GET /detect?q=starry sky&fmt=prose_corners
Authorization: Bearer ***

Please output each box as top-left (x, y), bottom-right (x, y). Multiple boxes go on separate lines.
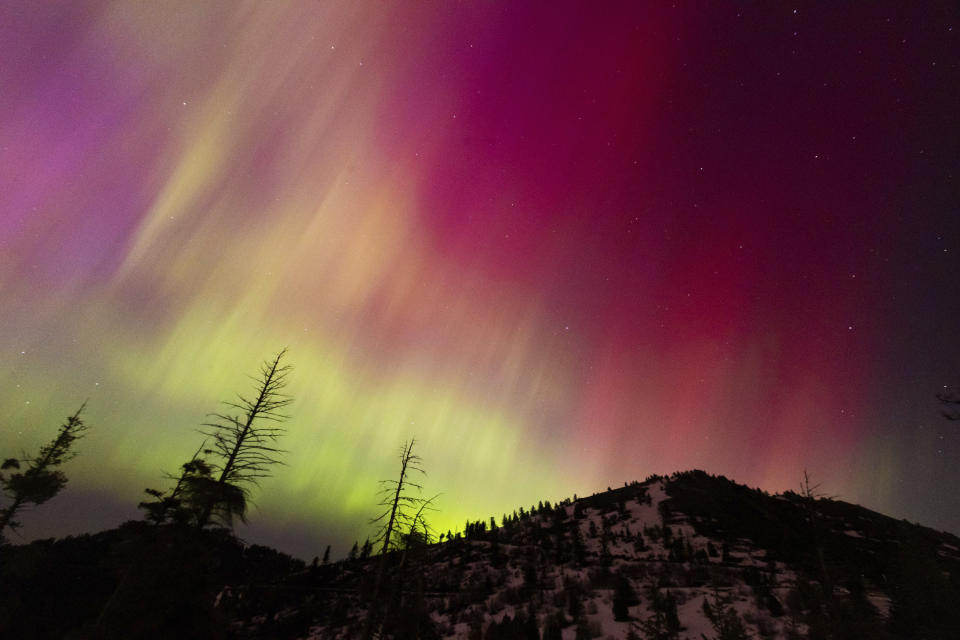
top-left (1, 2), bottom-right (958, 560)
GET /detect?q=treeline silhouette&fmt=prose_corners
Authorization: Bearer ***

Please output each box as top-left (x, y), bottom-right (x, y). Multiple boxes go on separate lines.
top-left (0, 351), bottom-right (446, 638)
top-left (3, 356), bottom-right (960, 639)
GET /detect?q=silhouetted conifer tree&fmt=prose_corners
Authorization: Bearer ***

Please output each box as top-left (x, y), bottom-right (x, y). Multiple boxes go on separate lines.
top-left (139, 351), bottom-right (292, 529)
top-left (702, 586), bottom-right (749, 640)
top-left (640, 586), bottom-right (680, 639)
top-left (194, 350), bottom-right (292, 528)
top-left (138, 444), bottom-right (211, 525)
top-left (567, 582), bottom-right (584, 620)
top-left (0, 404), bottom-right (88, 539)
top-left (570, 520), bottom-right (586, 566)
top-left (524, 614), bottom-right (540, 640)
top-left (633, 531), bottom-right (646, 554)
top-left (613, 573), bottom-right (638, 621)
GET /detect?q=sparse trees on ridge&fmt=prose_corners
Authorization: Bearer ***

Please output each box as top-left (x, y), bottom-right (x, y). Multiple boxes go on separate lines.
top-left (0, 404), bottom-right (89, 540)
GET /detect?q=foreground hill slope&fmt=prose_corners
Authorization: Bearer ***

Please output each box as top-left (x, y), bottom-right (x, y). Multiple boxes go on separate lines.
top-left (3, 470), bottom-right (959, 639)
top-left (278, 471), bottom-right (960, 640)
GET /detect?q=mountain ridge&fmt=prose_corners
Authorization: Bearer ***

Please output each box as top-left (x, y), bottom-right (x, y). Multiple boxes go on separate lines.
top-left (2, 470), bottom-right (959, 639)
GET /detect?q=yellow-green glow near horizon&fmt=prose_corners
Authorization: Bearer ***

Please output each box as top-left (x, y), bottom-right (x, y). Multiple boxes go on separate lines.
top-left (1, 3), bottom-right (601, 554)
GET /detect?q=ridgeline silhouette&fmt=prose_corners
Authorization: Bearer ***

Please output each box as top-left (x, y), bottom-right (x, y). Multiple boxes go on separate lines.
top-left (2, 362), bottom-right (960, 638)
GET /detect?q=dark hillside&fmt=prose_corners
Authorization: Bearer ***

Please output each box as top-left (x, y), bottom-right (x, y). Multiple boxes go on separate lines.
top-left (2, 472), bottom-right (959, 639)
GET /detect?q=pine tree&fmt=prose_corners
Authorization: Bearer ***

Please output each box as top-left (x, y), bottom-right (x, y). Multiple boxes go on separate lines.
top-left (640, 586), bottom-right (680, 640)
top-left (702, 586), bottom-right (749, 640)
top-left (542, 616), bottom-right (562, 640)
top-left (634, 531), bottom-right (646, 554)
top-left (570, 520), bottom-right (586, 566)
top-left (141, 351), bottom-right (293, 528)
top-left (138, 444), bottom-right (212, 525)
top-left (194, 350), bottom-right (292, 528)
top-left (612, 573), bottom-right (638, 621)
top-left (573, 501), bottom-right (585, 519)
top-left (1, 404), bottom-right (89, 539)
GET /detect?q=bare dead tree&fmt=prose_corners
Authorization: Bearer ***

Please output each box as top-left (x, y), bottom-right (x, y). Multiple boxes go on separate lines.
top-left (395, 494), bottom-right (440, 581)
top-left (363, 438), bottom-right (432, 640)
top-left (799, 469), bottom-right (835, 616)
top-left (1, 404), bottom-right (89, 540)
top-left (193, 349), bottom-right (293, 529)
top-left (371, 439), bottom-right (427, 555)
top-left (390, 494), bottom-right (440, 640)
top-left (404, 495), bottom-right (439, 548)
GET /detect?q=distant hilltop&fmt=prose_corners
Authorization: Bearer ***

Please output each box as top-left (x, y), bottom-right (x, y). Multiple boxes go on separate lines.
top-left (3, 470), bottom-right (960, 638)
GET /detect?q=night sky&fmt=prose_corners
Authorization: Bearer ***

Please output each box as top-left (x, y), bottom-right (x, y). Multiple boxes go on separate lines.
top-left (1, 2), bottom-right (958, 560)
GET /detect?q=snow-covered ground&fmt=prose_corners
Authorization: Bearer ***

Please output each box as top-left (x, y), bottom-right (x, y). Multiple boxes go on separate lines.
top-left (296, 476), bottom-right (906, 640)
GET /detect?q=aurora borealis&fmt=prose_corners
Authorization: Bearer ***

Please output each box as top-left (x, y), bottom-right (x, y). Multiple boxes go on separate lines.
top-left (1, 2), bottom-right (958, 560)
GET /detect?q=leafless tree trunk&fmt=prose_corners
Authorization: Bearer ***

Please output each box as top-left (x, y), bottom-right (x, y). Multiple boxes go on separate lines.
top-left (194, 350), bottom-right (292, 528)
top-left (363, 438), bottom-right (432, 640)
top-left (800, 469), bottom-right (834, 613)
